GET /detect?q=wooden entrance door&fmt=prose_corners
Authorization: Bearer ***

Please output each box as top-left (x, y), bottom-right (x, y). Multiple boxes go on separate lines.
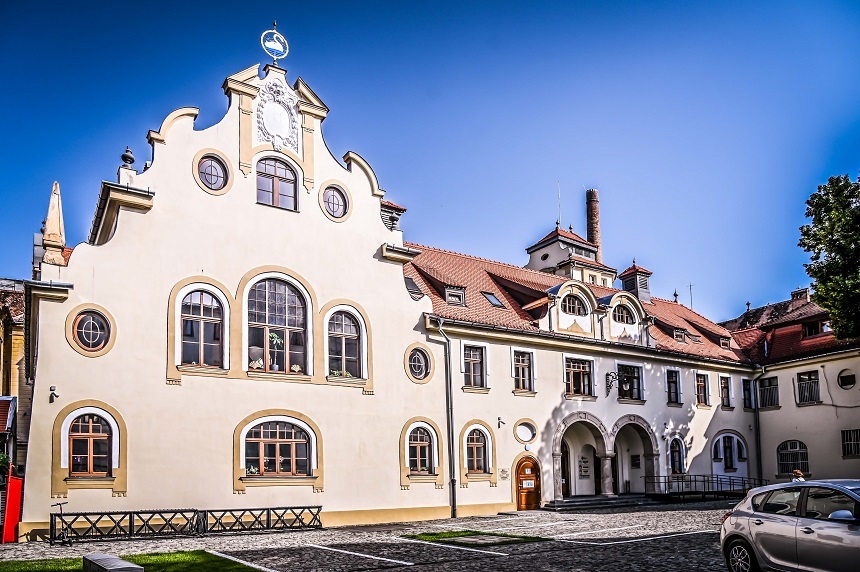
top-left (516, 457), bottom-right (541, 510)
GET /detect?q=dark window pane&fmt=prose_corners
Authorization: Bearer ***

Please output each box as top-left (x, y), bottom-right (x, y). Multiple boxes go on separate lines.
top-left (257, 175), bottom-right (273, 204)
top-left (203, 344), bottom-right (221, 367)
top-left (71, 438), bottom-right (88, 456)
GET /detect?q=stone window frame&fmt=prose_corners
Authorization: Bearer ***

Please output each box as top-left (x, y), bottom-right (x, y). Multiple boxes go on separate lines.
top-left (560, 295), bottom-right (588, 316)
top-left (510, 346), bottom-right (537, 395)
top-left (317, 179), bottom-right (353, 223)
top-left (460, 339), bottom-right (490, 392)
top-left (174, 283), bottom-right (231, 371)
top-left (666, 368), bottom-right (683, 404)
top-left (191, 149), bottom-right (235, 196)
top-left (399, 417), bottom-right (445, 490)
top-left (612, 304), bottom-right (635, 325)
top-left (615, 359), bottom-right (646, 401)
top-left (52, 401), bottom-right (127, 497)
top-left (562, 352), bottom-right (596, 398)
top-left (64, 304), bottom-right (117, 359)
top-left (404, 342), bottom-right (434, 384)
top-left (233, 409), bottom-right (324, 492)
top-left (668, 435), bottom-right (687, 474)
top-left (695, 373), bottom-right (710, 406)
top-left (459, 420), bottom-right (498, 487)
top-left (255, 156), bottom-right (301, 211)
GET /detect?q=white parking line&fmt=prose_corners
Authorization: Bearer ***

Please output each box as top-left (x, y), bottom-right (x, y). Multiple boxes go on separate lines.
top-left (306, 543), bottom-right (414, 565)
top-left (399, 537), bottom-right (509, 556)
top-left (553, 525), bottom-right (642, 538)
top-left (208, 550), bottom-right (283, 572)
top-left (555, 529), bottom-right (718, 546)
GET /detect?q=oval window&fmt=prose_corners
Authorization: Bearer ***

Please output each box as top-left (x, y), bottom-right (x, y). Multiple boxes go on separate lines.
top-left (73, 311), bottom-right (110, 352)
top-left (838, 369), bottom-right (856, 390)
top-left (323, 187), bottom-right (348, 219)
top-left (408, 348), bottom-right (430, 380)
top-left (515, 422), bottom-right (537, 443)
top-left (198, 156), bottom-right (228, 191)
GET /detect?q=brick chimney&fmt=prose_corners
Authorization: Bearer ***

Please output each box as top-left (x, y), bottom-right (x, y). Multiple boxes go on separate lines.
top-left (586, 188), bottom-right (602, 263)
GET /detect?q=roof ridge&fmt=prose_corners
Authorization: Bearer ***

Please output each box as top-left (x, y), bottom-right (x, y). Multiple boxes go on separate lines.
top-left (650, 296), bottom-right (729, 332)
top-left (404, 241), bottom-right (565, 284)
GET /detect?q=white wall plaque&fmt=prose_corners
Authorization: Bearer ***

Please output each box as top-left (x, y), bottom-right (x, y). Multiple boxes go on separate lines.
top-left (256, 79), bottom-right (299, 153)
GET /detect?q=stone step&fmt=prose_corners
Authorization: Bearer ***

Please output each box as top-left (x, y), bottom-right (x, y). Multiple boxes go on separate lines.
top-left (542, 495), bottom-right (664, 512)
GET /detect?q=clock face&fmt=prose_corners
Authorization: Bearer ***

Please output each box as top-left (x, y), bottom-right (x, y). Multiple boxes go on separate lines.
top-left (261, 30), bottom-right (289, 59)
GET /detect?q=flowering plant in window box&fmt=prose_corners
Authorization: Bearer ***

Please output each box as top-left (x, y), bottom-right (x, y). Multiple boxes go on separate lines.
top-left (245, 465), bottom-right (260, 475)
top-left (328, 370), bottom-right (354, 378)
top-left (290, 364), bottom-right (303, 373)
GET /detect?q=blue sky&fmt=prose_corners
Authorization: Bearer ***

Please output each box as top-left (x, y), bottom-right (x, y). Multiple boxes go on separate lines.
top-left (2, 1), bottom-right (859, 322)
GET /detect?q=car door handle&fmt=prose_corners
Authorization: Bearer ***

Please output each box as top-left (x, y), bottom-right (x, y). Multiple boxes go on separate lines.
top-left (801, 527), bottom-right (814, 534)
top-left (753, 519), bottom-right (763, 525)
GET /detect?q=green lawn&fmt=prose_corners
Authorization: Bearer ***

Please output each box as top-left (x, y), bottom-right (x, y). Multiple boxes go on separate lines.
top-left (0, 550), bottom-right (255, 572)
top-left (406, 529), bottom-right (548, 546)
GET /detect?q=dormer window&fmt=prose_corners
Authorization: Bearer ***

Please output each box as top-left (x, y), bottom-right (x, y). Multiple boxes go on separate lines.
top-left (482, 292), bottom-right (504, 308)
top-left (720, 337), bottom-right (731, 349)
top-left (612, 305), bottom-right (635, 324)
top-left (674, 329), bottom-right (686, 342)
top-left (561, 295), bottom-right (587, 316)
top-left (802, 320), bottom-right (831, 338)
top-left (445, 287), bottom-right (465, 306)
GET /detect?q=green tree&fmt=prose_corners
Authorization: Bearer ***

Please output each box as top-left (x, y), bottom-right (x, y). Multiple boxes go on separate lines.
top-left (798, 174), bottom-right (860, 339)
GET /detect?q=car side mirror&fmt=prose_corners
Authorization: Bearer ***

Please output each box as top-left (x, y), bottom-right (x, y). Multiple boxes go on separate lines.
top-left (827, 510), bottom-right (857, 522)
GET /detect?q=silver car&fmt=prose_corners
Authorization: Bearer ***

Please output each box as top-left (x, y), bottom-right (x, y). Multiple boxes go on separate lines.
top-left (720, 479), bottom-right (860, 572)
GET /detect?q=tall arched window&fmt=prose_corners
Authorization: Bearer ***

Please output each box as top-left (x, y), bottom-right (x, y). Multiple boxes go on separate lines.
top-left (670, 438), bottom-right (685, 474)
top-left (561, 295), bottom-right (588, 316)
top-left (69, 414), bottom-right (111, 477)
top-left (328, 311), bottom-right (361, 378)
top-left (409, 427), bottom-right (434, 474)
top-left (256, 158), bottom-right (297, 210)
top-left (777, 440), bottom-right (809, 475)
top-left (466, 429), bottom-right (487, 473)
top-left (613, 305), bottom-right (635, 324)
top-left (181, 290), bottom-right (223, 367)
top-left (244, 421), bottom-right (310, 476)
top-left (248, 279), bottom-right (307, 374)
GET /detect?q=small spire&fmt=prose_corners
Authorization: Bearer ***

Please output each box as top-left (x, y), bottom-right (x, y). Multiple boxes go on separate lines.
top-left (673, 290), bottom-right (679, 303)
top-left (273, 20), bottom-right (277, 30)
top-left (746, 301), bottom-right (751, 312)
top-left (632, 257), bottom-right (636, 266)
top-left (42, 181), bottom-right (67, 266)
top-left (568, 224), bottom-right (573, 233)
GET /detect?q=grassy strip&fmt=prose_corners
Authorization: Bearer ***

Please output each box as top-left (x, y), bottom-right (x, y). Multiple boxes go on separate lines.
top-left (0, 550), bottom-right (256, 572)
top-left (406, 529), bottom-right (548, 546)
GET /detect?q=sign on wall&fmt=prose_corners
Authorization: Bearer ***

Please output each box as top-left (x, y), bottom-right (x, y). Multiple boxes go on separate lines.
top-left (578, 455), bottom-right (591, 479)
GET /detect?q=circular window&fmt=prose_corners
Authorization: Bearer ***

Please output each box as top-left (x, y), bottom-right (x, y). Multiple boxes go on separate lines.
top-left (514, 421), bottom-right (537, 443)
top-left (838, 369), bottom-right (856, 390)
top-left (323, 187), bottom-right (348, 218)
top-left (540, 253), bottom-right (549, 261)
top-left (409, 348), bottom-right (430, 380)
top-left (198, 156), bottom-right (227, 191)
top-left (73, 311), bottom-right (110, 352)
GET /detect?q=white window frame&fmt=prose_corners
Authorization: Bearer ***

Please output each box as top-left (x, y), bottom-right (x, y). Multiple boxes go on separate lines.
top-left (509, 346), bottom-right (538, 384)
top-left (720, 375), bottom-right (734, 406)
top-left (254, 154), bottom-right (305, 211)
top-left (405, 420), bottom-right (440, 472)
top-left (459, 339), bottom-right (490, 385)
top-left (174, 282), bottom-right (231, 369)
top-left (462, 424), bottom-right (494, 471)
top-left (665, 368), bottom-right (683, 400)
top-left (668, 435), bottom-right (687, 474)
top-left (322, 304), bottom-right (369, 379)
top-left (60, 407), bottom-right (121, 470)
top-left (563, 352), bottom-right (597, 396)
top-left (694, 370), bottom-right (712, 405)
top-left (239, 415), bottom-right (319, 471)
top-left (241, 272), bottom-right (315, 375)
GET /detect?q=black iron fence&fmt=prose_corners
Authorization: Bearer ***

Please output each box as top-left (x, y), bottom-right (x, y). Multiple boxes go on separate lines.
top-left (644, 474), bottom-right (769, 501)
top-left (49, 505), bottom-right (322, 544)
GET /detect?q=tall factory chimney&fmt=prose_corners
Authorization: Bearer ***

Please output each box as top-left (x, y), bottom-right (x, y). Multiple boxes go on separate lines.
top-left (586, 188), bottom-right (602, 263)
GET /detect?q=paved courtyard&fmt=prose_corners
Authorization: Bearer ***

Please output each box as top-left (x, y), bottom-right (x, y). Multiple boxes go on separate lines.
top-left (0, 500), bottom-right (734, 571)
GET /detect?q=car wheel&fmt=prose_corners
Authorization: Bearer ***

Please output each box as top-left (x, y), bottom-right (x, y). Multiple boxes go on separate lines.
top-left (725, 539), bottom-right (760, 572)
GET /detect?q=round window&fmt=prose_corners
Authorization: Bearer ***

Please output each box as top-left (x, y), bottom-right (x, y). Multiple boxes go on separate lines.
top-left (198, 156), bottom-right (228, 190)
top-left (323, 187), bottom-right (348, 218)
top-left (408, 348), bottom-right (430, 380)
top-left (73, 311), bottom-right (110, 352)
top-left (515, 422), bottom-right (537, 443)
top-left (838, 369), bottom-right (856, 390)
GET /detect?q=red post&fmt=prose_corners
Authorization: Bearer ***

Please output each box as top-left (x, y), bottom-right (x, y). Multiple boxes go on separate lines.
top-left (2, 465), bottom-right (23, 543)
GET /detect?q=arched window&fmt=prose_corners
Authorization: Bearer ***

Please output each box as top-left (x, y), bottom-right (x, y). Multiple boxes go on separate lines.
top-left (248, 279), bottom-right (307, 374)
top-left (256, 158), bottom-right (297, 210)
top-left (777, 440), bottom-right (809, 475)
top-left (712, 440), bottom-right (722, 460)
top-left (409, 427), bottom-right (434, 474)
top-left (181, 290), bottom-right (223, 367)
top-left (244, 421), bottom-right (310, 476)
top-left (613, 305), bottom-right (635, 324)
top-left (466, 429), bottom-right (487, 473)
top-left (328, 311), bottom-right (361, 378)
top-left (69, 414), bottom-right (111, 477)
top-left (670, 438), bottom-right (685, 474)
top-left (561, 295), bottom-right (588, 316)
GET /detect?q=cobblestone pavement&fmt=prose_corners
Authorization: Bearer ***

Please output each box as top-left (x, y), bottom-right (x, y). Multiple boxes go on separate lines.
top-left (0, 500), bottom-right (736, 571)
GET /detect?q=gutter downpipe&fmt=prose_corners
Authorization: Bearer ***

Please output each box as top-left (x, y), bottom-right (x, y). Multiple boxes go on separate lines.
top-left (751, 366), bottom-right (767, 481)
top-left (436, 317), bottom-right (457, 518)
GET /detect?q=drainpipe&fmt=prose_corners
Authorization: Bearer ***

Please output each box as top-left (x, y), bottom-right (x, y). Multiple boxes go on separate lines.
top-left (437, 318), bottom-right (458, 518)
top-left (751, 366), bottom-right (767, 481)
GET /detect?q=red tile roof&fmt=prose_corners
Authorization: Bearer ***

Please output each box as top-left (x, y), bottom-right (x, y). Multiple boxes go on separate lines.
top-left (531, 227), bottom-right (593, 248)
top-left (0, 288), bottom-right (25, 325)
top-left (381, 199), bottom-right (407, 212)
top-left (62, 246), bottom-right (74, 265)
top-left (403, 242), bottom-right (749, 363)
top-left (618, 263), bottom-right (653, 278)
